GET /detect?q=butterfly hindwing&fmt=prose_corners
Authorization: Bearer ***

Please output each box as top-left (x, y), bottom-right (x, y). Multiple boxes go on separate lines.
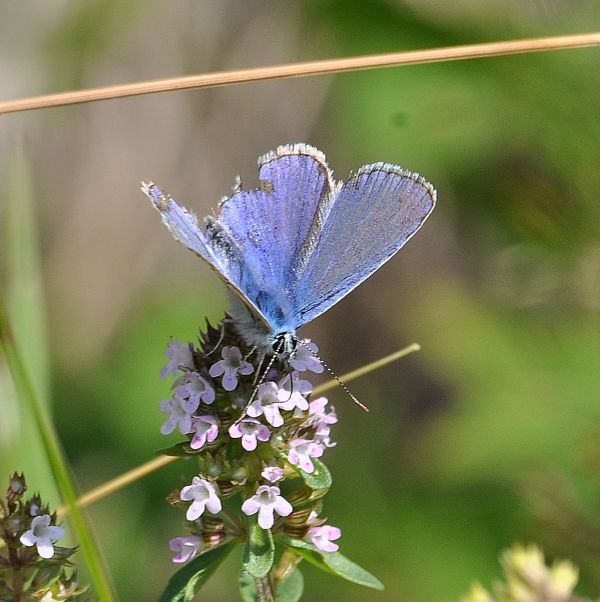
top-left (142, 181), bottom-right (272, 330)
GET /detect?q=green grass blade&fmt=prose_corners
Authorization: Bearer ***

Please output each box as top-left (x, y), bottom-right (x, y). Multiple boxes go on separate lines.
top-left (0, 257), bottom-right (116, 599)
top-left (0, 156), bottom-right (115, 601)
top-left (0, 152), bottom-right (57, 498)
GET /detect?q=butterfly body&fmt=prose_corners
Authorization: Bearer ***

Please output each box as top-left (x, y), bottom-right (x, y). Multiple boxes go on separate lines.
top-left (143, 144), bottom-right (436, 353)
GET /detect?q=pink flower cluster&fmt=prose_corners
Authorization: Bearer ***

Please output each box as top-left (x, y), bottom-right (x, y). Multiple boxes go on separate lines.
top-left (158, 332), bottom-right (342, 561)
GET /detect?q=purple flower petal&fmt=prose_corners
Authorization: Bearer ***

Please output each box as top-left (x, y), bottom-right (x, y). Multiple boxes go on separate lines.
top-left (19, 531), bottom-right (36, 546)
top-left (37, 541), bottom-right (54, 559)
top-left (209, 360), bottom-right (225, 377)
top-left (205, 496), bottom-right (222, 514)
top-left (273, 497), bottom-right (293, 518)
top-left (256, 425), bottom-right (270, 442)
top-left (186, 502), bottom-right (203, 521)
top-left (228, 423), bottom-right (243, 438)
top-left (239, 361), bottom-right (254, 375)
top-left (222, 373), bottom-right (238, 391)
top-left (241, 435), bottom-right (257, 451)
top-left (241, 498), bottom-right (260, 515)
top-left (257, 505), bottom-right (275, 529)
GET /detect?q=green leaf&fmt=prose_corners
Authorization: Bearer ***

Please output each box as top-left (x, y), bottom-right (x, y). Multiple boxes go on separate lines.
top-left (239, 569), bottom-right (304, 602)
top-left (243, 517), bottom-right (275, 578)
top-left (159, 540), bottom-right (237, 602)
top-left (276, 568), bottom-right (304, 602)
top-left (238, 571), bottom-right (257, 602)
top-left (298, 458), bottom-right (332, 490)
top-left (155, 442), bottom-right (195, 457)
top-left (285, 539), bottom-right (383, 590)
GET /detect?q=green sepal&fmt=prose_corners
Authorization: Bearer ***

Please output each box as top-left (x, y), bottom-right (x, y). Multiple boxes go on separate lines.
top-left (298, 458), bottom-right (332, 490)
top-left (158, 540), bottom-right (237, 602)
top-left (284, 538), bottom-right (384, 591)
top-left (242, 516), bottom-right (275, 578)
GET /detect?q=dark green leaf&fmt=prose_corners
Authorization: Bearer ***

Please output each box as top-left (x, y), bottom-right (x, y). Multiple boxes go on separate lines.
top-left (243, 517), bottom-right (275, 578)
top-left (285, 539), bottom-right (383, 590)
top-left (276, 568), bottom-right (304, 602)
top-left (299, 458), bottom-right (332, 490)
top-left (159, 540), bottom-right (237, 602)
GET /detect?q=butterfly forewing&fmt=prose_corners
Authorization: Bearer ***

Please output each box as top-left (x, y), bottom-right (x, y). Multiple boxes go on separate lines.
top-left (216, 144), bottom-right (335, 331)
top-left (290, 163), bottom-right (436, 327)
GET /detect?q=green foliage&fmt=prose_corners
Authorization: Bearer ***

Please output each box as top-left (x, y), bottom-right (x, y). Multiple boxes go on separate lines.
top-left (0, 152), bottom-right (56, 504)
top-left (239, 569), bottom-right (304, 602)
top-left (4, 0), bottom-right (600, 599)
top-left (298, 459), bottom-right (332, 490)
top-left (275, 569), bottom-right (304, 602)
top-left (242, 518), bottom-right (275, 579)
top-left (158, 540), bottom-right (237, 602)
top-left (285, 538), bottom-right (383, 591)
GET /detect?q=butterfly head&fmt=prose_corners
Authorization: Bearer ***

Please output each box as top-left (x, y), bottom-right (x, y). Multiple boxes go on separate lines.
top-left (271, 332), bottom-right (297, 356)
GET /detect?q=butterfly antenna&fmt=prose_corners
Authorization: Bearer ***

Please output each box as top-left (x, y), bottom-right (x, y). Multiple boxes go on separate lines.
top-left (281, 372), bottom-right (295, 402)
top-left (250, 353), bottom-right (266, 387)
top-left (234, 339), bottom-right (285, 426)
top-left (296, 339), bottom-right (369, 413)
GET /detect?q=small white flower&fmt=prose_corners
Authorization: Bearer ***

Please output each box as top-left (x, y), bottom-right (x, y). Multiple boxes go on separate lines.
top-left (261, 466), bottom-right (285, 483)
top-left (308, 525), bottom-right (341, 553)
top-left (228, 419), bottom-right (270, 451)
top-left (288, 439), bottom-right (324, 473)
top-left (277, 373), bottom-right (311, 412)
top-left (247, 382), bottom-right (285, 427)
top-left (190, 415), bottom-right (219, 450)
top-left (176, 372), bottom-right (215, 406)
top-left (289, 340), bottom-right (324, 373)
top-left (159, 394), bottom-right (198, 435)
top-left (169, 535), bottom-right (203, 563)
top-left (180, 477), bottom-right (222, 521)
top-left (241, 485), bottom-right (293, 529)
top-left (20, 514), bottom-right (64, 559)
top-left (161, 339), bottom-right (195, 378)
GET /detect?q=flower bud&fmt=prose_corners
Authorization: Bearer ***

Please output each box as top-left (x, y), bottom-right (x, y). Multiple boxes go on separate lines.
top-left (6, 512), bottom-right (24, 535)
top-left (8, 472), bottom-right (26, 498)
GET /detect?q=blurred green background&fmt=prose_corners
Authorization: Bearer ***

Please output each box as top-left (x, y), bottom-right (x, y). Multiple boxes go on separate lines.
top-left (1, 1), bottom-right (600, 600)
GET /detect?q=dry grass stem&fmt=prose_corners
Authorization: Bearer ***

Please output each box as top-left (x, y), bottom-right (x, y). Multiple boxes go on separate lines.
top-left (0, 32), bottom-right (598, 115)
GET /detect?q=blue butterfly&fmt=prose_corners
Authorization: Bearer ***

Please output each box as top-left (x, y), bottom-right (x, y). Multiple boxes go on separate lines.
top-left (142, 143), bottom-right (435, 356)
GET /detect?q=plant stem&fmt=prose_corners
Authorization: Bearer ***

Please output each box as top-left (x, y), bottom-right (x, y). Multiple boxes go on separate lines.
top-left (255, 576), bottom-right (275, 602)
top-left (8, 542), bottom-right (22, 601)
top-left (274, 547), bottom-right (302, 583)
